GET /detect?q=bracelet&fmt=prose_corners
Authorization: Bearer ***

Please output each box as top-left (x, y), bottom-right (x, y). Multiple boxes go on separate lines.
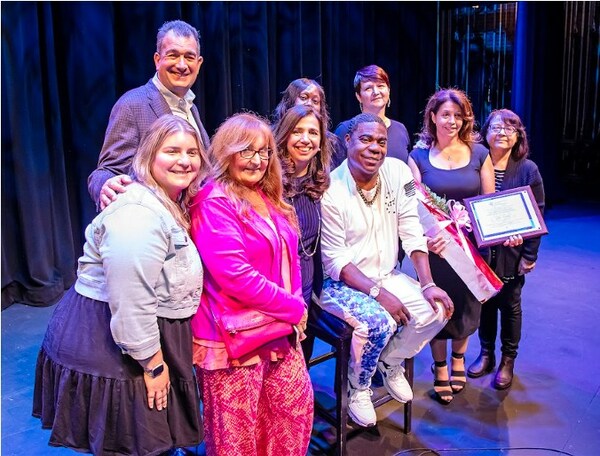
top-left (421, 282), bottom-right (437, 292)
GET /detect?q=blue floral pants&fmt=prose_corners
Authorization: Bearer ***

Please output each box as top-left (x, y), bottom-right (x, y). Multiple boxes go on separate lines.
top-left (319, 272), bottom-right (447, 389)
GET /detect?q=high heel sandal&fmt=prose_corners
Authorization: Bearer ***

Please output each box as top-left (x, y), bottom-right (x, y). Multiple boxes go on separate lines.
top-left (450, 352), bottom-right (466, 394)
top-left (432, 360), bottom-right (453, 405)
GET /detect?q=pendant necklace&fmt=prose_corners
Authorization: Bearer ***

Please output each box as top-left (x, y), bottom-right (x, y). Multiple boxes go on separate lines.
top-left (290, 195), bottom-right (321, 258)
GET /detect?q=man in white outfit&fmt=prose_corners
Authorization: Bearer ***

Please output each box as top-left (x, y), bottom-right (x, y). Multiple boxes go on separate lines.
top-left (319, 113), bottom-right (454, 427)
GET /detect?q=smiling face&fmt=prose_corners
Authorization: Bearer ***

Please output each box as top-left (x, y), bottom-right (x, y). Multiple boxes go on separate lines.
top-left (346, 121), bottom-right (388, 182)
top-left (356, 79), bottom-right (390, 114)
top-left (286, 113), bottom-right (321, 177)
top-left (154, 30), bottom-right (203, 98)
top-left (151, 131), bottom-right (201, 200)
top-left (432, 100), bottom-right (464, 141)
top-left (294, 84), bottom-right (322, 113)
top-left (486, 114), bottom-right (519, 153)
top-left (228, 134), bottom-right (270, 188)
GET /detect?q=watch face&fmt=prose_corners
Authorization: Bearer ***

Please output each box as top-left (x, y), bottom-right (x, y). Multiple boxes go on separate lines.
top-left (369, 286), bottom-right (380, 298)
top-left (147, 363), bottom-right (164, 378)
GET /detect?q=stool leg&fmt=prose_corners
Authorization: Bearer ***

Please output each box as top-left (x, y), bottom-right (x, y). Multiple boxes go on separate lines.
top-left (403, 357), bottom-right (414, 434)
top-left (335, 337), bottom-right (351, 455)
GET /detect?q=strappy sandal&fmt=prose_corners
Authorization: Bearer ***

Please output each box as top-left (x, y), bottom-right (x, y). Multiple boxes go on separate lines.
top-left (450, 352), bottom-right (467, 394)
top-left (432, 360), bottom-right (453, 405)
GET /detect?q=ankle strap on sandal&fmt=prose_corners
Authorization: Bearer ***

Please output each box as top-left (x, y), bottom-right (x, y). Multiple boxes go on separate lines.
top-left (434, 360), bottom-right (447, 367)
top-left (451, 352), bottom-right (465, 359)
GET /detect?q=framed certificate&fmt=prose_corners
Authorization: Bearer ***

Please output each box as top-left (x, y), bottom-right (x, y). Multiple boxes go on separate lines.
top-left (463, 186), bottom-right (548, 248)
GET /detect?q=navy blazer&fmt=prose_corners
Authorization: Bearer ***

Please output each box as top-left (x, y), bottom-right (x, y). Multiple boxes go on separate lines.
top-left (88, 79), bottom-right (210, 206)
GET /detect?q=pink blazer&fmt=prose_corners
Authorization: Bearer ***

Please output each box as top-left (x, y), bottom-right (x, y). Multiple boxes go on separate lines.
top-left (189, 180), bottom-right (305, 341)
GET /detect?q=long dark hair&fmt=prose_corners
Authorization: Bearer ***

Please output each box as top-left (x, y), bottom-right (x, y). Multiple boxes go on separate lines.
top-left (418, 87), bottom-right (480, 148)
top-left (273, 105), bottom-right (331, 201)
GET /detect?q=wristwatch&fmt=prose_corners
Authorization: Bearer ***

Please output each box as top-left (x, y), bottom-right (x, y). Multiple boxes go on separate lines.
top-left (368, 285), bottom-right (381, 299)
top-left (144, 363), bottom-right (164, 378)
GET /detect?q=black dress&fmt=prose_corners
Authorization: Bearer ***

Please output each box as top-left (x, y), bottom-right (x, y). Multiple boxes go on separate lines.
top-left (33, 288), bottom-right (202, 456)
top-left (410, 144), bottom-right (489, 339)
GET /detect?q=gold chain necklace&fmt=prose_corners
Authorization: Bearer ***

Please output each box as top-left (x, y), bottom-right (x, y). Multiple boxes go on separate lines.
top-left (357, 175), bottom-right (381, 207)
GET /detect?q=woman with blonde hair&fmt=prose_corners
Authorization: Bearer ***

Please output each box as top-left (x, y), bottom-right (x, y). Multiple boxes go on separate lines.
top-left (189, 112), bottom-right (313, 456)
top-left (33, 115), bottom-right (211, 455)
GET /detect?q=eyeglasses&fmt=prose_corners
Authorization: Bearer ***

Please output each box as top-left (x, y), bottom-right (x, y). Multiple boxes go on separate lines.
top-left (239, 148), bottom-right (272, 161)
top-left (490, 125), bottom-right (517, 135)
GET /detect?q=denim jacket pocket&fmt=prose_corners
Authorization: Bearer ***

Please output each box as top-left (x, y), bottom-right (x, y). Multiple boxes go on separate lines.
top-left (166, 226), bottom-right (202, 308)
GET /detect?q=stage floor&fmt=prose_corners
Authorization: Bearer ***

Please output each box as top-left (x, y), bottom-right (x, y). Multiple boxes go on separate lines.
top-left (3, 202), bottom-right (600, 456)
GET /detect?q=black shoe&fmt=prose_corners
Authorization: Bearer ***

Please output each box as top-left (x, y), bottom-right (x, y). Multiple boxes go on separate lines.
top-left (450, 352), bottom-right (466, 394)
top-left (467, 349), bottom-right (496, 378)
top-left (494, 355), bottom-right (515, 390)
top-left (431, 360), bottom-right (453, 405)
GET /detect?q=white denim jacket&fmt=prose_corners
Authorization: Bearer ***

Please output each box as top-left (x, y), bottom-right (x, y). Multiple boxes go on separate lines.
top-left (75, 183), bottom-right (202, 360)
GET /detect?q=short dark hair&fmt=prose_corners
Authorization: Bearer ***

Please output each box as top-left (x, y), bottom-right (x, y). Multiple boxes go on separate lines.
top-left (353, 65), bottom-right (390, 94)
top-left (156, 20), bottom-right (201, 55)
top-left (346, 113), bottom-right (386, 137)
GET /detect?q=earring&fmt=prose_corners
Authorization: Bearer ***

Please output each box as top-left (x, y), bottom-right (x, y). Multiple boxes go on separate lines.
top-left (359, 102), bottom-right (363, 112)
top-left (387, 98), bottom-right (391, 108)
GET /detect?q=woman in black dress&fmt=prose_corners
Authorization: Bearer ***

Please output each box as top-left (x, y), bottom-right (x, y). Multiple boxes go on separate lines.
top-left (408, 88), bottom-right (495, 404)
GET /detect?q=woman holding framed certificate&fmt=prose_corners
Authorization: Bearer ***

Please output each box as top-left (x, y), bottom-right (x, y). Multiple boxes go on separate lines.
top-left (467, 109), bottom-right (545, 390)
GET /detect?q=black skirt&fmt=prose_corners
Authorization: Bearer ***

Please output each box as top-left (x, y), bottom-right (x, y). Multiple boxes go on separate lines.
top-left (32, 287), bottom-right (202, 456)
top-left (429, 254), bottom-right (482, 340)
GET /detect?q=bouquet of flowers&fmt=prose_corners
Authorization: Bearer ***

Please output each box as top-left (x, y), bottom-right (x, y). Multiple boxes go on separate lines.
top-left (415, 181), bottom-right (503, 303)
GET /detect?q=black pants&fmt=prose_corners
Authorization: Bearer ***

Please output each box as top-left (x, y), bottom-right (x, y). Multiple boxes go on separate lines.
top-left (478, 275), bottom-right (525, 358)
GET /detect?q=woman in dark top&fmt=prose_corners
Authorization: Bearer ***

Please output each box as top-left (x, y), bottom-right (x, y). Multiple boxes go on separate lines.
top-left (273, 104), bottom-right (332, 359)
top-left (408, 88), bottom-right (495, 404)
top-left (272, 78), bottom-right (344, 169)
top-left (335, 65), bottom-right (411, 163)
top-left (467, 109), bottom-right (545, 390)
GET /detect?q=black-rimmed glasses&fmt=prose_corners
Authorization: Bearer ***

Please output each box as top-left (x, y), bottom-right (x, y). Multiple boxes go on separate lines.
top-left (239, 148), bottom-right (272, 161)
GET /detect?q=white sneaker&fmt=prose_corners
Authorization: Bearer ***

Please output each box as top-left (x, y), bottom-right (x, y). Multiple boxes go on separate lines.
top-left (377, 360), bottom-right (413, 403)
top-left (347, 384), bottom-right (376, 427)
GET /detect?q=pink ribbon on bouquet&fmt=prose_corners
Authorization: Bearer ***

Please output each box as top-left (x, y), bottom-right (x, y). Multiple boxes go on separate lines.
top-left (447, 199), bottom-right (474, 262)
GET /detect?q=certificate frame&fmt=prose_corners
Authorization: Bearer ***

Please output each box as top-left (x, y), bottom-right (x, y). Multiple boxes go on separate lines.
top-left (463, 185), bottom-right (548, 248)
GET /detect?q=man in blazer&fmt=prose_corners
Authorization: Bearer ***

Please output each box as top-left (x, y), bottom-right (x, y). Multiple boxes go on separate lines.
top-left (88, 20), bottom-right (210, 210)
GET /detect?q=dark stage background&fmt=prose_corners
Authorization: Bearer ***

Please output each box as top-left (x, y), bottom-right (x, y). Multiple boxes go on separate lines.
top-left (2, 1), bottom-right (597, 309)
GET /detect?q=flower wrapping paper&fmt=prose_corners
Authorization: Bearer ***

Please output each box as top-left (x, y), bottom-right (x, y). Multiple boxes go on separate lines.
top-left (415, 182), bottom-right (503, 303)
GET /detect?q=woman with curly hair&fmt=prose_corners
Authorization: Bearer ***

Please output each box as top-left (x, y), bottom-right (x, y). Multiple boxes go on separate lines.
top-left (407, 88), bottom-right (494, 404)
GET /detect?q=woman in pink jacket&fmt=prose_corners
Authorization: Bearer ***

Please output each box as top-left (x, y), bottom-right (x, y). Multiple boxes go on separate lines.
top-left (189, 112), bottom-right (313, 456)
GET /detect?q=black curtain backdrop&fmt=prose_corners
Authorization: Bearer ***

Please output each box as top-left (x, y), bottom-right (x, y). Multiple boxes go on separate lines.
top-left (1, 1), bottom-right (562, 309)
